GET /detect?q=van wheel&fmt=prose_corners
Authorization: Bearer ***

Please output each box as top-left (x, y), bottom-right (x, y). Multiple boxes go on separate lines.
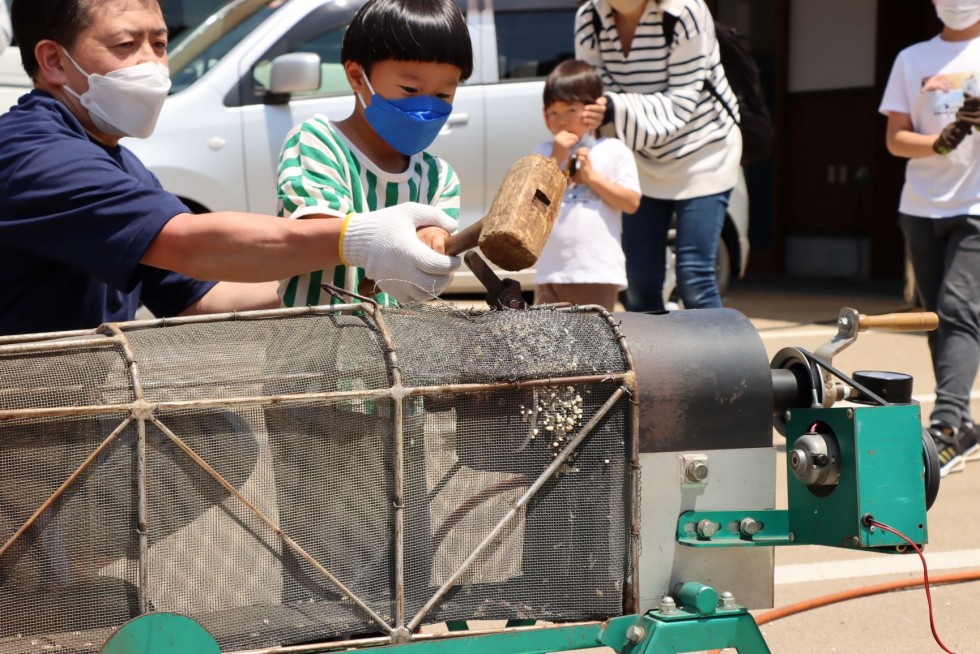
top-left (715, 241), bottom-right (732, 298)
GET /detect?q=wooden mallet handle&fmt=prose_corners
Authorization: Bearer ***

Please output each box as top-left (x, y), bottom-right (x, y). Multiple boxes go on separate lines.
top-left (858, 312), bottom-right (939, 332)
top-left (446, 218), bottom-right (484, 257)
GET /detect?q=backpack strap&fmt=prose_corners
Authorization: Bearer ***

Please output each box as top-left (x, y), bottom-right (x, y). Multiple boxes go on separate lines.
top-left (705, 77), bottom-right (739, 125)
top-left (590, 2), bottom-right (602, 47)
top-left (661, 11), bottom-right (735, 124)
top-left (662, 12), bottom-right (679, 48)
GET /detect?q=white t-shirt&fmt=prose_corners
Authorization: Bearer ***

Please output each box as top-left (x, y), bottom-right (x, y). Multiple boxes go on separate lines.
top-left (532, 137), bottom-right (640, 288)
top-left (880, 35), bottom-right (980, 218)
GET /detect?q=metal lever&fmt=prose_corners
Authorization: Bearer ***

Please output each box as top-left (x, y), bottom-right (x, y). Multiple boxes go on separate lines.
top-left (463, 251), bottom-right (528, 310)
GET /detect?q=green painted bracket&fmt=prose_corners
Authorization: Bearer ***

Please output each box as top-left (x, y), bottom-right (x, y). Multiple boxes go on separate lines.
top-left (623, 611), bottom-right (772, 654)
top-left (677, 509), bottom-right (793, 547)
top-left (100, 613), bottom-right (220, 654)
top-left (364, 618), bottom-right (632, 654)
top-left (350, 611), bottom-right (770, 654)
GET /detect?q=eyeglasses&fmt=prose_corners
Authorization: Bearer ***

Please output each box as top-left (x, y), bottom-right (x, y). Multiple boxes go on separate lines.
top-left (546, 105), bottom-right (585, 121)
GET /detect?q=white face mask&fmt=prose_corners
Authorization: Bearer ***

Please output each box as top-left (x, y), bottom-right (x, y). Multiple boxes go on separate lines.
top-left (936, 0), bottom-right (980, 30)
top-left (606, 0), bottom-right (648, 14)
top-left (61, 48), bottom-right (171, 139)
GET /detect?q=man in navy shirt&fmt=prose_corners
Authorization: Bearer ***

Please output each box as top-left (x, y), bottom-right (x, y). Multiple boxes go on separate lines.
top-left (0, 0), bottom-right (461, 337)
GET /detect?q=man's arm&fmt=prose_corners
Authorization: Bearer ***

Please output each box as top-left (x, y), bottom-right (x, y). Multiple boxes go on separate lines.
top-left (142, 211), bottom-right (342, 282)
top-left (179, 281), bottom-right (282, 316)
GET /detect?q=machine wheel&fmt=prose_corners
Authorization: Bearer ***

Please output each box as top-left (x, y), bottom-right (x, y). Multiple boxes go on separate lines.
top-left (922, 427), bottom-right (941, 510)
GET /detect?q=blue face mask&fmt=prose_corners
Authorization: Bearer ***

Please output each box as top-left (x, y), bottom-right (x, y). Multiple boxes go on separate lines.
top-left (358, 73), bottom-right (453, 155)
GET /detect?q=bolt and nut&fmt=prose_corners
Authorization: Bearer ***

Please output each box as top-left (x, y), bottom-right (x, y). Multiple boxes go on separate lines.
top-left (696, 519), bottom-right (719, 539)
top-left (659, 596), bottom-right (677, 614)
top-left (625, 625), bottom-right (646, 644)
top-left (686, 461), bottom-right (709, 482)
top-left (739, 517), bottom-right (762, 536)
top-left (719, 591), bottom-right (736, 609)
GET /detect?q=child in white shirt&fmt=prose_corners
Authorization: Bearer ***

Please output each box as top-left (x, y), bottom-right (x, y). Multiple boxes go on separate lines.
top-left (533, 60), bottom-right (640, 311)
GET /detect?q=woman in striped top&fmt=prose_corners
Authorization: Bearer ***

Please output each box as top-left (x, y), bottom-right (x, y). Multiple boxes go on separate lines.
top-left (576, 0), bottom-right (742, 312)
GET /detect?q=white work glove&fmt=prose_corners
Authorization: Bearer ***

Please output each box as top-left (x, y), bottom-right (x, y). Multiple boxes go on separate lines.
top-left (339, 203), bottom-right (461, 303)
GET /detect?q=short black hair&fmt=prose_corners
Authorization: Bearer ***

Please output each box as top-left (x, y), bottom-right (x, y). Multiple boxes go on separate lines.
top-left (11, 0), bottom-right (161, 79)
top-left (543, 59), bottom-right (603, 108)
top-left (341, 0), bottom-right (473, 81)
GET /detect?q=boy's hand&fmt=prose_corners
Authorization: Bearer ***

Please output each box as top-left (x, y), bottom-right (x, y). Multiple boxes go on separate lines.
top-left (339, 203), bottom-right (461, 302)
top-left (550, 130), bottom-right (581, 166)
top-left (569, 146), bottom-right (595, 185)
top-left (417, 225), bottom-right (450, 254)
top-left (956, 94), bottom-right (980, 128)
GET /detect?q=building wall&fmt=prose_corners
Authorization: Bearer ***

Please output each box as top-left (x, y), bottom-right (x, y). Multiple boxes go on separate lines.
top-left (789, 0), bottom-right (877, 93)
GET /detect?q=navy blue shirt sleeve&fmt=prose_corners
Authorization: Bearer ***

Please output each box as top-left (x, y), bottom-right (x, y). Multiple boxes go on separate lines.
top-left (0, 92), bottom-right (217, 335)
top-left (0, 134), bottom-right (190, 292)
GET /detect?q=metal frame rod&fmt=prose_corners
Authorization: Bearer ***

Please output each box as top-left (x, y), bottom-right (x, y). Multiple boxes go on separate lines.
top-left (106, 324), bottom-right (152, 614)
top-left (602, 311), bottom-right (641, 612)
top-left (406, 385), bottom-right (629, 631)
top-left (0, 373), bottom-right (631, 422)
top-left (363, 304), bottom-right (407, 629)
top-left (149, 416), bottom-right (394, 634)
top-left (0, 417), bottom-right (133, 560)
top-left (225, 621), bottom-right (604, 654)
top-left (0, 304), bottom-right (368, 351)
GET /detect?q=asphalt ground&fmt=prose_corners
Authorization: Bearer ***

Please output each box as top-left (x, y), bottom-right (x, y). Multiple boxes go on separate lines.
top-left (440, 274), bottom-right (980, 654)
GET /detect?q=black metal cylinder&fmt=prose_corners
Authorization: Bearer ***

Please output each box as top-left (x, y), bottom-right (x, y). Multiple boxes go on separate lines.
top-left (615, 309), bottom-right (775, 453)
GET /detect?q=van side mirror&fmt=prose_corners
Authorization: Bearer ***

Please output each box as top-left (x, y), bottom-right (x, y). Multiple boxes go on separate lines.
top-left (266, 52), bottom-right (321, 104)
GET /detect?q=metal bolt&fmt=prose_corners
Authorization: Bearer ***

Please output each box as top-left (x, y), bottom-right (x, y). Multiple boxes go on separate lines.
top-left (846, 408), bottom-right (854, 419)
top-left (739, 517), bottom-right (762, 536)
top-left (660, 596), bottom-right (677, 615)
top-left (696, 519), bottom-right (718, 539)
top-left (788, 531), bottom-right (796, 543)
top-left (851, 535), bottom-right (860, 546)
top-left (625, 625), bottom-right (646, 644)
top-left (719, 591), bottom-right (736, 609)
top-left (686, 461), bottom-right (709, 482)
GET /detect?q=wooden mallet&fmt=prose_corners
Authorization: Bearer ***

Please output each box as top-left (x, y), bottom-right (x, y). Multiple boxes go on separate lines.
top-left (446, 154), bottom-right (567, 271)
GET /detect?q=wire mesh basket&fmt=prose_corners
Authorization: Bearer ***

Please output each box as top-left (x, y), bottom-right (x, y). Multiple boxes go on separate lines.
top-left (0, 302), bottom-right (638, 653)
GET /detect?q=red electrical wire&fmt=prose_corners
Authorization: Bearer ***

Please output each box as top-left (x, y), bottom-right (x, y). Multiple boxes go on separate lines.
top-left (704, 518), bottom-right (971, 654)
top-left (867, 518), bottom-right (956, 654)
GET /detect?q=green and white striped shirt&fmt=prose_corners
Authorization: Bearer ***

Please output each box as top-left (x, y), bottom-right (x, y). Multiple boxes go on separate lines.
top-left (276, 115), bottom-right (460, 307)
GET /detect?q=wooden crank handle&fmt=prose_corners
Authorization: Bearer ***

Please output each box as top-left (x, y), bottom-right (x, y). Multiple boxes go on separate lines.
top-left (857, 312), bottom-right (939, 332)
top-left (446, 217), bottom-right (486, 257)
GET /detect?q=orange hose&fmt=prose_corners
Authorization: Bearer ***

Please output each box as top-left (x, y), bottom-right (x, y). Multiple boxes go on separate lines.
top-left (706, 570), bottom-right (980, 654)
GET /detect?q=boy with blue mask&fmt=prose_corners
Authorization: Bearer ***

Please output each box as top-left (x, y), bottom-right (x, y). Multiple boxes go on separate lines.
top-left (276, 0), bottom-right (472, 307)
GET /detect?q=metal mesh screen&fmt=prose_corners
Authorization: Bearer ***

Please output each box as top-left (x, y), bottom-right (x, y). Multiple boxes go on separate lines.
top-left (0, 304), bottom-right (635, 653)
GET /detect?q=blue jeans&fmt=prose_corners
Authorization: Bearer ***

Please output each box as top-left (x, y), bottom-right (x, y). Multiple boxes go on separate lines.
top-left (622, 191), bottom-right (730, 312)
top-left (900, 214), bottom-right (980, 427)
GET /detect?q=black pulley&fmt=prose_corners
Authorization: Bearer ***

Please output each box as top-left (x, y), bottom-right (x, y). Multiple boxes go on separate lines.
top-left (922, 427), bottom-right (941, 510)
top-left (770, 347), bottom-right (822, 437)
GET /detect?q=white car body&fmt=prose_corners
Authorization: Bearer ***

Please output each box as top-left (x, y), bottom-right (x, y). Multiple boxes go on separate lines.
top-left (0, 48), bottom-right (30, 114)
